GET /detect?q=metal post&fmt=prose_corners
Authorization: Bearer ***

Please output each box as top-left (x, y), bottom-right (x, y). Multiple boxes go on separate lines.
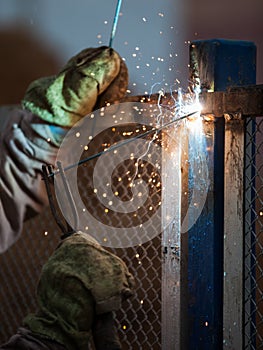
top-left (222, 45), bottom-right (256, 349)
top-left (162, 123), bottom-right (183, 349)
top-left (223, 113), bottom-right (245, 349)
top-left (188, 39), bottom-right (256, 349)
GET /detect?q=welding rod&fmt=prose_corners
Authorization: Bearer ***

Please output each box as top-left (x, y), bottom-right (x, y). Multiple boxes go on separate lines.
top-left (47, 110), bottom-right (199, 177)
top-left (109, 0), bottom-right (123, 47)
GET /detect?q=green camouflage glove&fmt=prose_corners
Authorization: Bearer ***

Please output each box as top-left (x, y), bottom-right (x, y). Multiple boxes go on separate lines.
top-left (22, 46), bottom-right (128, 127)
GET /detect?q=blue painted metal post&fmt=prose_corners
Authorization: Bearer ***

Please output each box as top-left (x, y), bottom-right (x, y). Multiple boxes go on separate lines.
top-left (187, 39), bottom-right (256, 349)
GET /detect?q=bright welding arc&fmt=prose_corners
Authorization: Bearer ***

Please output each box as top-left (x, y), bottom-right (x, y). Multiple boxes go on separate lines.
top-left (109, 0), bottom-right (123, 47)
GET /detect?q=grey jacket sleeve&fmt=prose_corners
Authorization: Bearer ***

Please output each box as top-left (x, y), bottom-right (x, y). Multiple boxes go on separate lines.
top-left (0, 106), bottom-right (65, 253)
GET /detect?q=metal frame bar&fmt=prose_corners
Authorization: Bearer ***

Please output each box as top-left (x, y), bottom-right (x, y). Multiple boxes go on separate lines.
top-left (188, 39), bottom-right (256, 350)
top-left (161, 123), bottom-right (183, 349)
top-left (223, 114), bottom-right (245, 348)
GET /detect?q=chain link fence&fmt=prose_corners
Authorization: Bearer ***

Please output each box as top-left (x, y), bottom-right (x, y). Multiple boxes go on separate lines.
top-left (1, 109), bottom-right (263, 349)
top-left (0, 213), bottom-right (162, 350)
top-left (244, 116), bottom-right (263, 349)
top-left (0, 117), bottom-right (163, 349)
top-left (0, 211), bottom-right (59, 340)
top-left (75, 123), bottom-right (163, 349)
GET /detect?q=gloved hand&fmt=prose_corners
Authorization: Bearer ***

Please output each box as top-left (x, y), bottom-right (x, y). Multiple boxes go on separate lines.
top-left (0, 46), bottom-right (128, 253)
top-left (22, 46), bottom-right (128, 127)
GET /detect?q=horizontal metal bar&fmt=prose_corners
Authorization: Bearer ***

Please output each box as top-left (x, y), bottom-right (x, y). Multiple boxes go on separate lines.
top-left (200, 85), bottom-right (263, 117)
top-left (121, 85), bottom-right (263, 117)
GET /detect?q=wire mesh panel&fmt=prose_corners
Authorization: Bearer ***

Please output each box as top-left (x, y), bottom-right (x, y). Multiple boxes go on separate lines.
top-left (244, 116), bottom-right (263, 349)
top-left (73, 116), bottom-right (163, 349)
top-left (0, 104), bottom-right (163, 349)
top-left (0, 213), bottom-right (162, 350)
top-left (0, 210), bottom-right (60, 342)
top-left (111, 239), bottom-right (162, 350)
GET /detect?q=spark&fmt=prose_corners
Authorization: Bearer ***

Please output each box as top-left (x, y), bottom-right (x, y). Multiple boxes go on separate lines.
top-left (48, 110), bottom-right (200, 178)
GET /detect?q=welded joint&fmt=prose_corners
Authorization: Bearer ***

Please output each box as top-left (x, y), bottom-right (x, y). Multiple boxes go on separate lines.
top-left (224, 112), bottom-right (243, 122)
top-left (201, 114), bottom-right (216, 122)
top-left (122, 85), bottom-right (263, 117)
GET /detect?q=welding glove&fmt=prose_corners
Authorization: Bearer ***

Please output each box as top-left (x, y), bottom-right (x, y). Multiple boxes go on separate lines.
top-left (0, 47), bottom-right (128, 253)
top-left (23, 231), bottom-right (134, 350)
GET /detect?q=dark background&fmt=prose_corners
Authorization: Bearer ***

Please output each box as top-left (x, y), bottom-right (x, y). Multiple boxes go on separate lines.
top-left (0, 0), bottom-right (262, 104)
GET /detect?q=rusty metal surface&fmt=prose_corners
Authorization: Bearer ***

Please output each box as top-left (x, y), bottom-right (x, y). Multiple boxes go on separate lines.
top-left (200, 85), bottom-right (263, 117)
top-left (223, 117), bottom-right (245, 349)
